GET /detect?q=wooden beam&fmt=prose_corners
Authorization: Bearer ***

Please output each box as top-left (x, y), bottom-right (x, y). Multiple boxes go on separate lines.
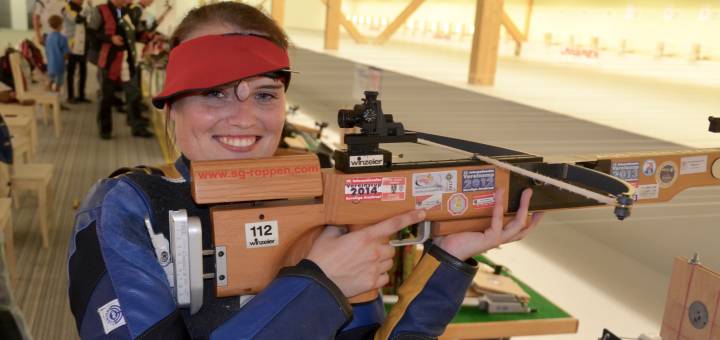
top-left (501, 11), bottom-right (525, 43)
top-left (319, 0), bottom-right (368, 44)
top-left (324, 0), bottom-right (341, 50)
top-left (271, 0), bottom-right (285, 26)
top-left (523, 0), bottom-right (534, 41)
top-left (374, 0), bottom-right (425, 45)
top-left (468, 0), bottom-right (503, 86)
top-left (340, 16), bottom-right (369, 44)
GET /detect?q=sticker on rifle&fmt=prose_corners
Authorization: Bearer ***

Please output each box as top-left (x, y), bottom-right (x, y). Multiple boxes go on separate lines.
top-left (462, 169), bottom-right (495, 192)
top-left (412, 171), bottom-right (457, 196)
top-left (656, 161), bottom-right (677, 188)
top-left (447, 193), bottom-right (468, 216)
top-left (642, 160), bottom-right (657, 177)
top-left (349, 155), bottom-right (384, 168)
top-left (680, 155), bottom-right (707, 175)
top-left (611, 161), bottom-right (640, 182)
top-left (712, 158), bottom-right (720, 179)
top-left (245, 220), bottom-right (279, 248)
top-left (380, 177), bottom-right (406, 201)
top-left (472, 193), bottom-right (496, 209)
top-left (415, 193), bottom-right (442, 210)
top-left (345, 177), bottom-right (382, 201)
top-left (634, 184), bottom-right (659, 200)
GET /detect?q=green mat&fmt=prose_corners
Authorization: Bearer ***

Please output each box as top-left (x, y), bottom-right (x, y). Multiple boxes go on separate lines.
top-left (386, 256), bottom-right (572, 323)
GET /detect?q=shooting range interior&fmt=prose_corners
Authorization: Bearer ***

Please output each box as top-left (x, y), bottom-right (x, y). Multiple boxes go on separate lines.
top-left (0, 0), bottom-right (718, 339)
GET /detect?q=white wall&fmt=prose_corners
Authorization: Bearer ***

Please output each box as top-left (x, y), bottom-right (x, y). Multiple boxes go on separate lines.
top-left (10, 0), bottom-right (29, 30)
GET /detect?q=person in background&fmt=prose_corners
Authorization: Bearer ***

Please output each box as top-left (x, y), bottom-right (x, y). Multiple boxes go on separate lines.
top-left (32, 0), bottom-right (67, 46)
top-left (64, 0), bottom-right (92, 104)
top-left (45, 15), bottom-right (69, 93)
top-left (87, 0), bottom-right (154, 139)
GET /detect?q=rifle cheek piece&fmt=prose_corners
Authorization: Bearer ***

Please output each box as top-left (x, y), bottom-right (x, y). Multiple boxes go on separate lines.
top-left (613, 194), bottom-right (634, 220)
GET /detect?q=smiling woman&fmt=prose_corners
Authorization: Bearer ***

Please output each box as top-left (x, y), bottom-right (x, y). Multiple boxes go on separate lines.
top-left (169, 75), bottom-right (287, 160)
top-left (67, 2), bottom-right (540, 339)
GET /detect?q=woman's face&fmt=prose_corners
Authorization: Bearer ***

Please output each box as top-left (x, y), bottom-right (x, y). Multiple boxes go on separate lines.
top-left (169, 24), bottom-right (286, 161)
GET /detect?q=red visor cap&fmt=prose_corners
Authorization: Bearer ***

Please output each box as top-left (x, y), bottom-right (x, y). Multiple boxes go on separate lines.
top-left (152, 34), bottom-right (290, 109)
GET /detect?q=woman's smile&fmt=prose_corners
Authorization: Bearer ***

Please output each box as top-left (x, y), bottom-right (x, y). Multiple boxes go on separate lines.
top-left (215, 135), bottom-right (260, 152)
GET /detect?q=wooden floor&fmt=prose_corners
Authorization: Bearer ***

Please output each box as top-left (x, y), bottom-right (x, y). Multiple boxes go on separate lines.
top-left (8, 66), bottom-right (164, 339)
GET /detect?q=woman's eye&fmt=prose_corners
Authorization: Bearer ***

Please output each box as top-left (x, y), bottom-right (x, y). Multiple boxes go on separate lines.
top-left (202, 89), bottom-right (229, 99)
top-left (255, 92), bottom-right (278, 102)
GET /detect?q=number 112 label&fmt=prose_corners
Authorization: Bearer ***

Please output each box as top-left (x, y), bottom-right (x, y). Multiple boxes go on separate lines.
top-left (245, 220), bottom-right (279, 249)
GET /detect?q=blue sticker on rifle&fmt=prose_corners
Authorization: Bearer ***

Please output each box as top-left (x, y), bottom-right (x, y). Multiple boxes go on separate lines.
top-left (611, 161), bottom-right (640, 182)
top-left (462, 169), bottom-right (495, 192)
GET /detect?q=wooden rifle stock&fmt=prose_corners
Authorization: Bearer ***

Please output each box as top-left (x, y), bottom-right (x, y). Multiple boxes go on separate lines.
top-left (190, 149), bottom-right (720, 302)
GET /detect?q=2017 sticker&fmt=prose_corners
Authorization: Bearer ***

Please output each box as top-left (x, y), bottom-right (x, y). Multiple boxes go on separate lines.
top-left (245, 220), bottom-right (279, 248)
top-left (412, 171), bottom-right (457, 196)
top-left (462, 169), bottom-right (495, 192)
top-left (612, 162), bottom-right (640, 182)
top-left (381, 177), bottom-right (406, 201)
top-left (447, 193), bottom-right (468, 216)
top-left (345, 177), bottom-right (382, 201)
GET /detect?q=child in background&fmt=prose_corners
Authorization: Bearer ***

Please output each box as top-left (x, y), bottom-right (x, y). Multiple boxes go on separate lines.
top-left (45, 15), bottom-right (69, 92)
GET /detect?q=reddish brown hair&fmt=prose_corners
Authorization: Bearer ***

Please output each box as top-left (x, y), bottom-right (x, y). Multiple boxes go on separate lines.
top-left (48, 15), bottom-right (63, 30)
top-left (171, 2), bottom-right (288, 49)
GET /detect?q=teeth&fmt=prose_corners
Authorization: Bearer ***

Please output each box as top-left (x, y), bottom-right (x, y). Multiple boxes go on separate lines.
top-left (217, 136), bottom-right (257, 148)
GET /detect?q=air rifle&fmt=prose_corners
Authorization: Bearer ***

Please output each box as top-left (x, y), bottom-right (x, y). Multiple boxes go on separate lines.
top-left (170, 92), bottom-right (720, 313)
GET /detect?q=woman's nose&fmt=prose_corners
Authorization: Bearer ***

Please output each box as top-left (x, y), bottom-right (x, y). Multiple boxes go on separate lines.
top-left (225, 100), bottom-right (258, 129)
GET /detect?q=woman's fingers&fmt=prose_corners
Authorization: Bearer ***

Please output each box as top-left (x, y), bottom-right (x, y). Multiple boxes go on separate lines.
top-left (490, 189), bottom-right (506, 233)
top-left (507, 211), bottom-right (544, 243)
top-left (514, 188), bottom-right (533, 227)
top-left (375, 272), bottom-right (390, 288)
top-left (365, 209), bottom-right (426, 240)
top-left (379, 258), bottom-right (394, 273)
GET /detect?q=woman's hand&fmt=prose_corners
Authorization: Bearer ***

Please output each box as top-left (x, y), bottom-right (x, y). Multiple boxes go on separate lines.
top-left (434, 188), bottom-right (543, 261)
top-left (307, 209), bottom-right (426, 298)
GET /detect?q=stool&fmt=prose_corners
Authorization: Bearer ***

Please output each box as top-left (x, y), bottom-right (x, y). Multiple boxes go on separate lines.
top-left (0, 198), bottom-right (14, 284)
top-left (11, 164), bottom-right (53, 248)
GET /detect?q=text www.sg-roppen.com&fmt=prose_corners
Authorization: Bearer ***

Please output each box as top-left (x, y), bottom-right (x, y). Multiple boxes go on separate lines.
top-left (196, 166), bottom-right (320, 180)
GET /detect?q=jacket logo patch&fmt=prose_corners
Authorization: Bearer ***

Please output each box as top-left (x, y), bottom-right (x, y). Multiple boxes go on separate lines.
top-left (98, 299), bottom-right (126, 334)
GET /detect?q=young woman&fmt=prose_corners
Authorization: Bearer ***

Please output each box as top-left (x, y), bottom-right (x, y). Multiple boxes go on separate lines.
top-left (68, 3), bottom-right (542, 339)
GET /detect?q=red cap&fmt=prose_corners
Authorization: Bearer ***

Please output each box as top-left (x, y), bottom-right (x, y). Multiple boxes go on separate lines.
top-left (152, 34), bottom-right (290, 109)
